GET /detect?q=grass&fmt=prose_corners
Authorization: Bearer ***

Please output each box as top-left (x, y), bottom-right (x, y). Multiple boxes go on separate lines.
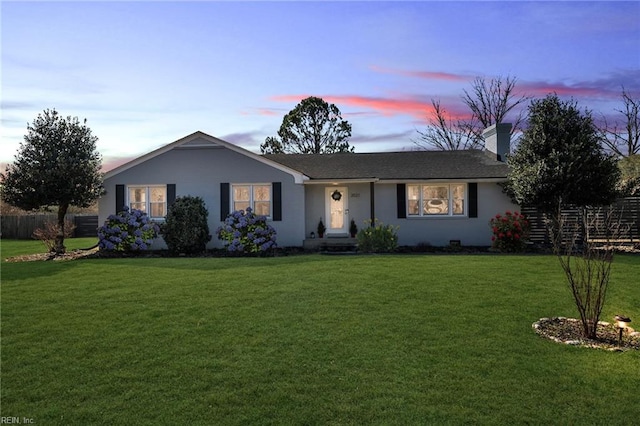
top-left (0, 237), bottom-right (98, 260)
top-left (1, 239), bottom-right (639, 425)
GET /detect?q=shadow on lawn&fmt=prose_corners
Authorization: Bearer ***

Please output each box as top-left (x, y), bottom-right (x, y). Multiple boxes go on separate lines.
top-left (2, 260), bottom-right (77, 282)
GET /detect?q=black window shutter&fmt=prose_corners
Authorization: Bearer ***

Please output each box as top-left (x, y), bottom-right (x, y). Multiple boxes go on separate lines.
top-left (468, 183), bottom-right (478, 218)
top-left (397, 184), bottom-right (406, 219)
top-left (220, 182), bottom-right (230, 221)
top-left (116, 184), bottom-right (125, 213)
top-left (167, 184), bottom-right (176, 207)
top-left (272, 182), bottom-right (282, 221)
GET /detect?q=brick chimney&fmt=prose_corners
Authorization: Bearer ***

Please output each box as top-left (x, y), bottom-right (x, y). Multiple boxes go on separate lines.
top-left (482, 123), bottom-right (512, 162)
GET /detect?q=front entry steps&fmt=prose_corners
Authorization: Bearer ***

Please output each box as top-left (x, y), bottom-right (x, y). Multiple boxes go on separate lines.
top-left (303, 237), bottom-right (358, 254)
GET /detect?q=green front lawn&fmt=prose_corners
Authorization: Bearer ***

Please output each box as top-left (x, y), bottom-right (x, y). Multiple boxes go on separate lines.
top-left (1, 240), bottom-right (639, 425)
top-left (0, 237), bottom-right (99, 260)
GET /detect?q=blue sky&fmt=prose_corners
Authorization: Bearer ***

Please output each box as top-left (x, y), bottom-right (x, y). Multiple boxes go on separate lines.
top-left (2, 1), bottom-right (639, 171)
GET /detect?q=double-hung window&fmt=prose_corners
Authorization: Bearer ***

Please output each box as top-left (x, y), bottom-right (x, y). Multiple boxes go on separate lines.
top-left (407, 184), bottom-right (466, 217)
top-left (128, 186), bottom-right (167, 219)
top-left (232, 184), bottom-right (271, 217)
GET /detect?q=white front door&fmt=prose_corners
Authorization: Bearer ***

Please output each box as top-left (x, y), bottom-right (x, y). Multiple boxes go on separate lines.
top-left (325, 187), bottom-right (348, 235)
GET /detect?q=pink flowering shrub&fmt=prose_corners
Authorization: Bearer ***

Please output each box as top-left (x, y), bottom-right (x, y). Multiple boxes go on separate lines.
top-left (489, 210), bottom-right (530, 252)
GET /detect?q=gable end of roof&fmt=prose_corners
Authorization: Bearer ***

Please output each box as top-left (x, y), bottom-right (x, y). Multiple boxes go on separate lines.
top-left (104, 131), bottom-right (308, 183)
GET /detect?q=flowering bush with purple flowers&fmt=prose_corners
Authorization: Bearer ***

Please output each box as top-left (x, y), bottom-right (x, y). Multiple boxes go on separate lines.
top-left (217, 208), bottom-right (277, 254)
top-left (98, 207), bottom-right (160, 252)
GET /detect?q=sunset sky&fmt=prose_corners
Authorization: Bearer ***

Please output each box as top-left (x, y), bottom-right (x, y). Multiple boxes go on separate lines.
top-left (2, 1), bottom-right (639, 171)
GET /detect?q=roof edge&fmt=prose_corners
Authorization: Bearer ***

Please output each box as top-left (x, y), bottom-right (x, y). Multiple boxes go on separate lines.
top-left (104, 131), bottom-right (309, 184)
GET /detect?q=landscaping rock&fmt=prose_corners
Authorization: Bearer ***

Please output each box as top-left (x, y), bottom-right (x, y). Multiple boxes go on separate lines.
top-left (533, 317), bottom-right (640, 351)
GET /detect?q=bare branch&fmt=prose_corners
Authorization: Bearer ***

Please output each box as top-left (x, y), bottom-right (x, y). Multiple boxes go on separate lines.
top-left (550, 205), bottom-right (627, 339)
top-left (416, 75), bottom-right (531, 151)
top-left (413, 99), bottom-right (480, 150)
top-left (462, 75), bottom-right (532, 144)
top-left (599, 87), bottom-right (640, 157)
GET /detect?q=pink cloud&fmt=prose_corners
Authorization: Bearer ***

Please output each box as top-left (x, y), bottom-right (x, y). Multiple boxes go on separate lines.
top-left (270, 94), bottom-right (314, 104)
top-left (255, 108), bottom-right (281, 116)
top-left (370, 65), bottom-right (471, 82)
top-left (327, 95), bottom-right (433, 119)
top-left (241, 107), bottom-right (283, 117)
top-left (271, 94), bottom-right (433, 120)
top-left (270, 94), bottom-right (474, 123)
top-left (515, 71), bottom-right (639, 101)
top-left (519, 81), bottom-right (615, 99)
top-left (368, 66), bottom-right (640, 104)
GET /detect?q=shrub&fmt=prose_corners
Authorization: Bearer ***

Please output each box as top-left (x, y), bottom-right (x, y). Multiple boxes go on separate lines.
top-left (349, 219), bottom-right (358, 237)
top-left (317, 219), bottom-right (326, 237)
top-left (553, 206), bottom-right (621, 339)
top-left (161, 196), bottom-right (211, 254)
top-left (98, 207), bottom-right (160, 252)
top-left (356, 219), bottom-right (399, 253)
top-left (217, 208), bottom-right (277, 254)
top-left (489, 210), bottom-right (530, 252)
top-left (32, 220), bottom-right (76, 253)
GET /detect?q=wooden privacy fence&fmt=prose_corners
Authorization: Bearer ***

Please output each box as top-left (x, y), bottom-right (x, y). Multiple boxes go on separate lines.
top-left (521, 197), bottom-right (640, 246)
top-left (0, 214), bottom-right (99, 239)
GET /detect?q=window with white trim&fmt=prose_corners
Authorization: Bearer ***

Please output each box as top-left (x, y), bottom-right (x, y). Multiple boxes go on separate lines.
top-left (407, 184), bottom-right (466, 216)
top-left (128, 186), bottom-right (167, 219)
top-left (232, 184), bottom-right (271, 217)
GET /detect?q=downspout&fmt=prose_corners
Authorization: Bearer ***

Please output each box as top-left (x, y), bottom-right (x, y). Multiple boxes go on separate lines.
top-left (370, 182), bottom-right (375, 225)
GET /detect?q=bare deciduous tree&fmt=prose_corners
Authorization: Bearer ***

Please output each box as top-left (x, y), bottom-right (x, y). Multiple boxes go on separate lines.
top-left (462, 75), bottom-right (531, 144)
top-left (600, 88), bottom-right (640, 157)
top-left (415, 75), bottom-right (530, 151)
top-left (414, 100), bottom-right (479, 150)
top-left (551, 205), bottom-right (626, 340)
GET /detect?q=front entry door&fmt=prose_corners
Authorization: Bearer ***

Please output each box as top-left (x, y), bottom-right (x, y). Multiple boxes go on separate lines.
top-left (325, 187), bottom-right (348, 235)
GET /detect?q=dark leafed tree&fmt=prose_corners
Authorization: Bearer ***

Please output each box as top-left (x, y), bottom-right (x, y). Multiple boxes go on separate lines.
top-left (505, 94), bottom-right (620, 214)
top-left (260, 96), bottom-right (353, 154)
top-left (414, 99), bottom-right (480, 150)
top-left (415, 75), bottom-right (530, 151)
top-left (1, 109), bottom-right (104, 254)
top-left (506, 94), bottom-right (621, 341)
top-left (618, 154), bottom-right (640, 196)
top-left (600, 87), bottom-right (640, 157)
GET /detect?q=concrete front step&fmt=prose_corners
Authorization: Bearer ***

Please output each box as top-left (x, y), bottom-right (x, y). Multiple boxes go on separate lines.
top-left (303, 237), bottom-right (358, 252)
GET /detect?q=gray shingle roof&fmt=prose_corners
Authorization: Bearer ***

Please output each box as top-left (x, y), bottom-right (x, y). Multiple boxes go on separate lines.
top-left (264, 150), bottom-right (509, 180)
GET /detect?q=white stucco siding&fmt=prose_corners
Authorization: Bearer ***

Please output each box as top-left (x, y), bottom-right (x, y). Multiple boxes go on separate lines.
top-left (99, 145), bottom-right (305, 248)
top-left (373, 182), bottom-right (517, 246)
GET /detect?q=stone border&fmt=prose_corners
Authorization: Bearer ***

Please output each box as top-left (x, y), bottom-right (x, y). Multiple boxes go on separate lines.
top-left (533, 317), bottom-right (640, 352)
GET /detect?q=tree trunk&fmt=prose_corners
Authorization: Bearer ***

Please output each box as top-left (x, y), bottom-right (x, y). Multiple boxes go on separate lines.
top-left (54, 203), bottom-right (69, 254)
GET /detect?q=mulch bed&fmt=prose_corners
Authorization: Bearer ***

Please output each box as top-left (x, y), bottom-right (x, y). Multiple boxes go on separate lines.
top-left (533, 317), bottom-right (640, 351)
top-left (4, 246), bottom-right (310, 262)
top-left (5, 249), bottom-right (100, 263)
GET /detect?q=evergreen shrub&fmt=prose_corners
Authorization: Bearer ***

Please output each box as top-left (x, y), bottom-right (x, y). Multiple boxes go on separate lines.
top-left (161, 196), bottom-right (211, 254)
top-left (357, 219), bottom-right (399, 253)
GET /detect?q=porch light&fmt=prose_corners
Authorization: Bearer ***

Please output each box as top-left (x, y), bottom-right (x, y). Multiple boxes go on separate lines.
top-left (614, 315), bottom-right (631, 346)
top-left (331, 190), bottom-right (342, 201)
